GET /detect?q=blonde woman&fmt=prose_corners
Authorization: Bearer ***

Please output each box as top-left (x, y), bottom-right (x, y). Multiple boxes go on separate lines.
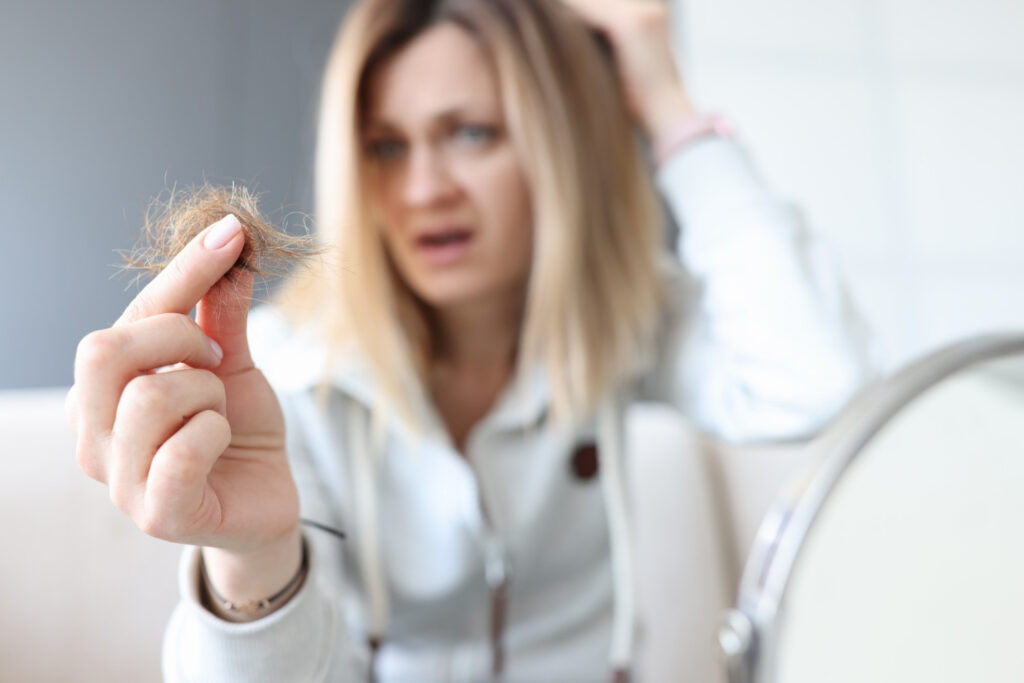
top-left (68, 0), bottom-right (870, 680)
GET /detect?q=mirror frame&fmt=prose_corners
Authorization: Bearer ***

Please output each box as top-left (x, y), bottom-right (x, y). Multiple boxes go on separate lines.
top-left (719, 332), bottom-right (1024, 683)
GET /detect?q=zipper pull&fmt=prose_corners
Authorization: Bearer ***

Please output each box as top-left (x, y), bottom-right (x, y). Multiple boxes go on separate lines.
top-left (484, 535), bottom-right (510, 676)
top-left (484, 535), bottom-right (508, 588)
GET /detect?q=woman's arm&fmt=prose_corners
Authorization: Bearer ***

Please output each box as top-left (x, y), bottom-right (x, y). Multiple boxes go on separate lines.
top-left (67, 218), bottom-right (348, 680)
top-left (559, 0), bottom-right (700, 156)
top-left (563, 0), bottom-right (874, 441)
top-left (649, 138), bottom-right (874, 442)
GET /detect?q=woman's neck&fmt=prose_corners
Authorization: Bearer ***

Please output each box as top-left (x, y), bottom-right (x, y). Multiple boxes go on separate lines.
top-left (427, 289), bottom-right (525, 452)
top-left (431, 288), bottom-right (523, 370)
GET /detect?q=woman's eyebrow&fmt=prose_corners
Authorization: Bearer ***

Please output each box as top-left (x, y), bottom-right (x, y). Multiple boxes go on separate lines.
top-left (367, 104), bottom-right (500, 132)
top-left (432, 105), bottom-right (493, 121)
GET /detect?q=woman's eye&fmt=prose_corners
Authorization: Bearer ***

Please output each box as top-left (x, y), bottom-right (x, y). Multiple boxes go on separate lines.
top-left (452, 124), bottom-right (497, 146)
top-left (367, 139), bottom-right (406, 162)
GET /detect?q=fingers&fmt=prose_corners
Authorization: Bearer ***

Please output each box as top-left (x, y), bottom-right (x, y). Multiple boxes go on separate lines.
top-left (107, 368), bottom-right (227, 508)
top-left (115, 214), bottom-right (245, 327)
top-left (65, 385), bottom-right (79, 430)
top-left (141, 409), bottom-right (232, 540)
top-left (71, 214), bottom-right (243, 443)
top-left (196, 264), bottom-right (256, 376)
top-left (72, 312), bottom-right (223, 442)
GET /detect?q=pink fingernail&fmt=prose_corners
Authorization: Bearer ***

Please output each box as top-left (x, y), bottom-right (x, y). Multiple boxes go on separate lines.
top-left (203, 214), bottom-right (242, 250)
top-left (209, 337), bottom-right (224, 361)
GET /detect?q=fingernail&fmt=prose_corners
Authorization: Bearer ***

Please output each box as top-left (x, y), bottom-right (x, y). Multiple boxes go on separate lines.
top-left (209, 337), bottom-right (224, 361)
top-left (203, 214), bottom-right (242, 250)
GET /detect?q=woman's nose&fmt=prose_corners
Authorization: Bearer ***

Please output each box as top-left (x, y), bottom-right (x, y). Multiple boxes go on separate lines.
top-left (402, 146), bottom-right (459, 207)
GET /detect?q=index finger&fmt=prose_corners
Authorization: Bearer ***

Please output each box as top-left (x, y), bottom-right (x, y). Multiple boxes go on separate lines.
top-left (115, 214), bottom-right (245, 327)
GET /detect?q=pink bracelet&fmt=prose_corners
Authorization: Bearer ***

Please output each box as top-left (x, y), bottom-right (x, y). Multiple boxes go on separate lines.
top-left (653, 113), bottom-right (734, 167)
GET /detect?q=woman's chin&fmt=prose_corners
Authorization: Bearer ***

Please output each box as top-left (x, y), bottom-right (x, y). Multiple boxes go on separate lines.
top-left (415, 283), bottom-right (491, 309)
top-left (408, 273), bottom-right (521, 312)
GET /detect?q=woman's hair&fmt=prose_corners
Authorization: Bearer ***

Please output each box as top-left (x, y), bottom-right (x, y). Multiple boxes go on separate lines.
top-left (279, 0), bottom-right (664, 421)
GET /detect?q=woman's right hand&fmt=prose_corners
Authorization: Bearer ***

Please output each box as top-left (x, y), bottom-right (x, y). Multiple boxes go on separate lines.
top-left (67, 214), bottom-right (302, 604)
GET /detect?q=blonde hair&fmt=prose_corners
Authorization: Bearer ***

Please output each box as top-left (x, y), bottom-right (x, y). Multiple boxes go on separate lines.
top-left (279, 0), bottom-right (664, 422)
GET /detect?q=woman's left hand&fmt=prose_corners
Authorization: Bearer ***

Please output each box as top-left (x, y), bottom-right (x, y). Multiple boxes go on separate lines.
top-left (559, 0), bottom-right (698, 145)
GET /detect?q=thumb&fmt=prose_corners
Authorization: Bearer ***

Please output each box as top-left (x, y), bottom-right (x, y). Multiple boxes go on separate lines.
top-left (195, 267), bottom-right (256, 376)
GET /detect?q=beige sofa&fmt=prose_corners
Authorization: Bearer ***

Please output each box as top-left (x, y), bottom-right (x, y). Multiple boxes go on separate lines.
top-left (0, 389), bottom-right (814, 682)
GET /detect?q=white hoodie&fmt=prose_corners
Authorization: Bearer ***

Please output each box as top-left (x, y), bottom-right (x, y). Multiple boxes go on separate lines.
top-left (162, 137), bottom-right (872, 682)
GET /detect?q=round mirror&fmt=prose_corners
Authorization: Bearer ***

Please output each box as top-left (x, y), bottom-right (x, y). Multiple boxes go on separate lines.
top-left (722, 334), bottom-right (1024, 683)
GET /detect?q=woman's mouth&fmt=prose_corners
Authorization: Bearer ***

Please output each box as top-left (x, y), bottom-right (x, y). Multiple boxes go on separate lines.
top-left (416, 227), bottom-right (474, 265)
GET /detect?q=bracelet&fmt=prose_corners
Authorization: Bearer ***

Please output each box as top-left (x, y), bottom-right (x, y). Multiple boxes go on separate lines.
top-left (200, 538), bottom-right (309, 621)
top-left (653, 113), bottom-right (734, 167)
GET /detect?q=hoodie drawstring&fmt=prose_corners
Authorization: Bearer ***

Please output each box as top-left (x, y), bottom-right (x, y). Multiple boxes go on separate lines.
top-left (348, 403), bottom-right (389, 682)
top-left (598, 395), bottom-right (636, 682)
top-left (351, 396), bottom-right (635, 682)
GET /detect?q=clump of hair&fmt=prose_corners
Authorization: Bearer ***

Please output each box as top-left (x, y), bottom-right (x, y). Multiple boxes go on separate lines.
top-left (122, 183), bottom-right (320, 285)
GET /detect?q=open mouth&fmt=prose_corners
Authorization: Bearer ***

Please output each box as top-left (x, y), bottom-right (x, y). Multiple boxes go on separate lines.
top-left (418, 229), bottom-right (472, 248)
top-left (416, 228), bottom-right (474, 265)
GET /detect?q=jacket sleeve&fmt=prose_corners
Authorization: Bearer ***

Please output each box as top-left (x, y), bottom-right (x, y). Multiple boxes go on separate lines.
top-left (161, 360), bottom-right (357, 680)
top-left (641, 136), bottom-right (875, 443)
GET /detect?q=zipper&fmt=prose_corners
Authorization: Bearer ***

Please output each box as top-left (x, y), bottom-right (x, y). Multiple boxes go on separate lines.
top-left (483, 530), bottom-right (509, 676)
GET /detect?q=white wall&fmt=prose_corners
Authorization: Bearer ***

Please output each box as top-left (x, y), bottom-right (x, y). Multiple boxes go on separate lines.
top-left (672, 0), bottom-right (1024, 372)
top-left (5, 0), bottom-right (1020, 388)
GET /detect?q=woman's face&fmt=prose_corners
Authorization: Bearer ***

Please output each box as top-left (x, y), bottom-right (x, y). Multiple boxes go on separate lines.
top-left (363, 22), bottom-right (534, 311)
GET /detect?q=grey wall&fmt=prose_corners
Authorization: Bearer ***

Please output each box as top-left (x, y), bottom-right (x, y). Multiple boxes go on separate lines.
top-left (0, 0), bottom-right (350, 389)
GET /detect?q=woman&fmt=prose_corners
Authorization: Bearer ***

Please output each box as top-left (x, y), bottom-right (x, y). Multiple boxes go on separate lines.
top-left (68, 0), bottom-right (870, 680)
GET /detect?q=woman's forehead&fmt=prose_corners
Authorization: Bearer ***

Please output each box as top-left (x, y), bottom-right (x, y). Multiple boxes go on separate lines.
top-left (365, 22), bottom-right (502, 127)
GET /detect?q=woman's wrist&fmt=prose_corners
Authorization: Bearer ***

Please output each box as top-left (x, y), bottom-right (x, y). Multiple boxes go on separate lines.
top-left (651, 112), bottom-right (735, 167)
top-left (639, 82), bottom-right (697, 147)
top-left (200, 525), bottom-right (305, 621)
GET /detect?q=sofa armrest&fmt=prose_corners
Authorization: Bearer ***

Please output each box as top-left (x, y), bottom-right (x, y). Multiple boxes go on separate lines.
top-left (1, 388), bottom-right (180, 683)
